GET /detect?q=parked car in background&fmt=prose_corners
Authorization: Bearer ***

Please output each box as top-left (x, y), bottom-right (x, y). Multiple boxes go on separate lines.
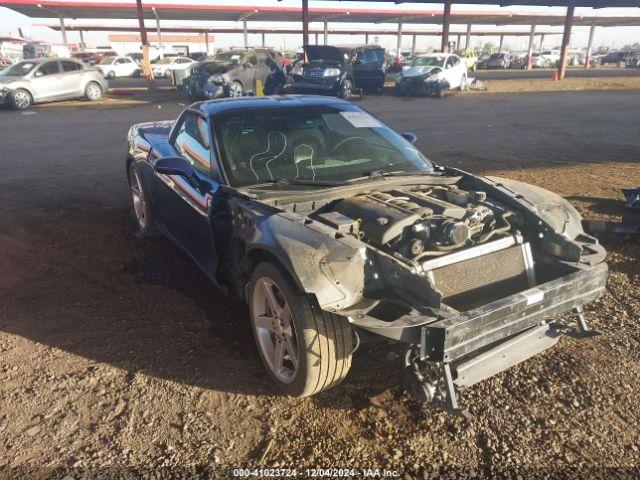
top-left (528, 52), bottom-right (550, 68)
top-left (487, 53), bottom-right (511, 69)
top-left (189, 48), bottom-right (283, 100)
top-left (601, 50), bottom-right (633, 66)
top-left (456, 50), bottom-right (478, 72)
top-left (541, 50), bottom-right (561, 66)
top-left (126, 52), bottom-right (144, 65)
top-left (396, 53), bottom-right (467, 97)
top-left (476, 54), bottom-right (490, 69)
top-left (71, 52), bottom-right (103, 66)
top-left (98, 56), bottom-right (140, 78)
top-left (151, 56), bottom-right (195, 79)
top-left (625, 51), bottom-right (640, 68)
top-left (189, 51), bottom-right (209, 62)
top-left (0, 58), bottom-right (108, 109)
top-left (291, 45), bottom-right (386, 99)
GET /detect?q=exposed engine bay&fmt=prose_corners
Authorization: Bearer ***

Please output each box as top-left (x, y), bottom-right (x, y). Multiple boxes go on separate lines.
top-left (314, 185), bottom-right (513, 263)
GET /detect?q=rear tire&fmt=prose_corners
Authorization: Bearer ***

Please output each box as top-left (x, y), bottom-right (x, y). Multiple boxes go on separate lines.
top-left (249, 262), bottom-right (353, 397)
top-left (107, 71), bottom-right (116, 79)
top-left (85, 81), bottom-right (103, 101)
top-left (228, 81), bottom-right (244, 98)
top-left (9, 88), bottom-right (32, 110)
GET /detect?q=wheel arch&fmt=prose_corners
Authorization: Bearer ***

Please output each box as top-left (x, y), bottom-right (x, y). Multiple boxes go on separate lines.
top-left (12, 86), bottom-right (35, 103)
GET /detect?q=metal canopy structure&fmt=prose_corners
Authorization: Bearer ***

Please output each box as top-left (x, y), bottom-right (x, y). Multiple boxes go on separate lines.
top-left (311, 0), bottom-right (640, 78)
top-left (2, 0), bottom-right (640, 26)
top-left (2, 0), bottom-right (639, 81)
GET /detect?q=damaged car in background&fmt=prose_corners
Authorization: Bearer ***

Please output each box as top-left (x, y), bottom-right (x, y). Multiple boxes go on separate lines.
top-left (188, 48), bottom-right (284, 100)
top-left (396, 53), bottom-right (468, 98)
top-left (126, 96), bottom-right (607, 416)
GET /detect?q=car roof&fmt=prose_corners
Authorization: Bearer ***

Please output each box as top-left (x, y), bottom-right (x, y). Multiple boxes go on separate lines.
top-left (193, 95), bottom-right (352, 117)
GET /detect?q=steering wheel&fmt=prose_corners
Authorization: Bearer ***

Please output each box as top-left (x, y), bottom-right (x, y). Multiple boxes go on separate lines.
top-left (330, 135), bottom-right (365, 154)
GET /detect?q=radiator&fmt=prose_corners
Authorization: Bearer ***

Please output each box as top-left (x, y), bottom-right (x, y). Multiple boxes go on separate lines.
top-left (423, 238), bottom-right (535, 311)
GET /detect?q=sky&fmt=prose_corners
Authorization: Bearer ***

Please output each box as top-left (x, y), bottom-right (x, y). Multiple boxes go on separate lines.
top-left (1, 0), bottom-right (639, 52)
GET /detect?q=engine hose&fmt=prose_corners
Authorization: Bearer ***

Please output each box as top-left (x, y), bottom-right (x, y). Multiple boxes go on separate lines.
top-left (477, 211), bottom-right (513, 244)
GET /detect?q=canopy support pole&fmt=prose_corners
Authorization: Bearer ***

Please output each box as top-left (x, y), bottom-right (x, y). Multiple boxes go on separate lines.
top-left (465, 23), bottom-right (471, 52)
top-left (59, 15), bottom-right (68, 47)
top-left (498, 34), bottom-right (504, 53)
top-left (526, 23), bottom-right (536, 70)
top-left (79, 30), bottom-right (85, 52)
top-left (396, 21), bottom-right (402, 58)
top-left (261, 32), bottom-right (265, 47)
top-left (153, 8), bottom-right (163, 58)
top-left (135, 0), bottom-right (154, 87)
top-left (539, 34), bottom-right (544, 53)
top-left (365, 33), bottom-right (369, 45)
top-left (558, 2), bottom-right (575, 80)
top-left (205, 32), bottom-right (209, 53)
top-left (441, 0), bottom-right (451, 53)
top-left (302, 0), bottom-right (309, 47)
top-left (324, 21), bottom-right (328, 45)
top-left (585, 23), bottom-right (596, 69)
top-left (243, 20), bottom-right (248, 48)
top-left (412, 34), bottom-right (416, 55)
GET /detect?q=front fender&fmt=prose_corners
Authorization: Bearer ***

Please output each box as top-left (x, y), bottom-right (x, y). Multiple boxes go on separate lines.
top-left (234, 200), bottom-right (366, 311)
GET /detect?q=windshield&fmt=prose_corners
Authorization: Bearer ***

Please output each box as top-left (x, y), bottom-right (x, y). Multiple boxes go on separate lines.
top-left (214, 105), bottom-right (434, 188)
top-left (410, 56), bottom-right (446, 67)
top-left (0, 61), bottom-right (37, 77)
top-left (98, 57), bottom-right (115, 65)
top-left (155, 57), bottom-right (174, 64)
top-left (211, 51), bottom-right (242, 63)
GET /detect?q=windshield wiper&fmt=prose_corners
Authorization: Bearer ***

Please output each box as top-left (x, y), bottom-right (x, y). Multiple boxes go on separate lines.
top-left (354, 170), bottom-right (437, 181)
top-left (252, 178), bottom-right (350, 188)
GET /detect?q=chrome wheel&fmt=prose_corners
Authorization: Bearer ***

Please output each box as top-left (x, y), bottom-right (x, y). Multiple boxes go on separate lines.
top-left (228, 82), bottom-right (243, 98)
top-left (129, 169), bottom-right (147, 229)
top-left (12, 90), bottom-right (31, 109)
top-left (251, 276), bottom-right (299, 384)
top-left (85, 83), bottom-right (102, 101)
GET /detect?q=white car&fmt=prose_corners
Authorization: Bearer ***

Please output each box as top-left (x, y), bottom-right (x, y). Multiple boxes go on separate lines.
top-left (541, 50), bottom-right (561, 67)
top-left (97, 56), bottom-right (140, 79)
top-left (151, 56), bottom-right (195, 79)
top-left (396, 53), bottom-right (468, 97)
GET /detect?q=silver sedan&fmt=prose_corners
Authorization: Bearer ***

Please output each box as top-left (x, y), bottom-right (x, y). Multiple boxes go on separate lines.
top-left (0, 58), bottom-right (109, 110)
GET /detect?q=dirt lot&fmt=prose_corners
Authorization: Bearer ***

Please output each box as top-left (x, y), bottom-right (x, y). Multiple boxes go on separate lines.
top-left (0, 90), bottom-right (639, 479)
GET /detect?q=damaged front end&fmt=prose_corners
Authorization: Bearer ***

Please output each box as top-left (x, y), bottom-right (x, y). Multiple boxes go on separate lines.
top-left (396, 67), bottom-right (450, 97)
top-left (231, 169), bottom-right (607, 416)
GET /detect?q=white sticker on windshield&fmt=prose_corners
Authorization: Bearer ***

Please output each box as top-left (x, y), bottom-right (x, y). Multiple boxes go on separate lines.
top-left (340, 111), bottom-right (382, 128)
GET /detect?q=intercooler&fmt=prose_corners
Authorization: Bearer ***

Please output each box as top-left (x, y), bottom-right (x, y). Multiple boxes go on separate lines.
top-left (422, 236), bottom-right (535, 311)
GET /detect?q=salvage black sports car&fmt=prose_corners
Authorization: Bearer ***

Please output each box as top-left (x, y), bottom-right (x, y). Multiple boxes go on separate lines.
top-left (126, 96), bottom-right (607, 415)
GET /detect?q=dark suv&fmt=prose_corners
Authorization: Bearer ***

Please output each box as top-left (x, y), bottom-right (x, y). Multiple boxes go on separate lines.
top-left (188, 48), bottom-right (284, 100)
top-left (291, 45), bottom-right (386, 99)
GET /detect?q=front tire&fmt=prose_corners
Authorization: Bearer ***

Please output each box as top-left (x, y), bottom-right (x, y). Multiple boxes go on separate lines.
top-left (228, 81), bottom-right (244, 98)
top-left (107, 71), bottom-right (116, 79)
top-left (9, 89), bottom-right (32, 110)
top-left (128, 163), bottom-right (157, 237)
top-left (249, 262), bottom-right (353, 397)
top-left (338, 78), bottom-right (353, 100)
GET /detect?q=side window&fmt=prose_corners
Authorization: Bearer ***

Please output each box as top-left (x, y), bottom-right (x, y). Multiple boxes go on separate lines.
top-left (256, 52), bottom-right (269, 65)
top-left (37, 61), bottom-right (60, 76)
top-left (173, 112), bottom-right (212, 176)
top-left (451, 56), bottom-right (461, 66)
top-left (61, 60), bottom-right (81, 72)
top-left (245, 54), bottom-right (257, 66)
top-left (373, 49), bottom-right (386, 64)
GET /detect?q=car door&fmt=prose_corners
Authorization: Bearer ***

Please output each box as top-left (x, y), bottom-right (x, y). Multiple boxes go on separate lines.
top-left (59, 60), bottom-right (83, 97)
top-left (352, 48), bottom-right (383, 90)
top-left (152, 110), bottom-right (219, 276)
top-left (255, 52), bottom-right (271, 88)
top-left (114, 58), bottom-right (129, 77)
top-left (120, 57), bottom-right (138, 76)
top-left (29, 60), bottom-right (64, 100)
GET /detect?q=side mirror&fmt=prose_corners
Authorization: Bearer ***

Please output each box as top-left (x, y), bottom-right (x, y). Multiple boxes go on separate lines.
top-left (153, 156), bottom-right (195, 178)
top-left (244, 62), bottom-right (254, 68)
top-left (34, 71), bottom-right (43, 77)
top-left (401, 132), bottom-right (417, 144)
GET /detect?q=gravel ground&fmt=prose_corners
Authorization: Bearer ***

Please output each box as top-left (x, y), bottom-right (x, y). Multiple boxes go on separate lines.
top-left (0, 90), bottom-right (639, 479)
